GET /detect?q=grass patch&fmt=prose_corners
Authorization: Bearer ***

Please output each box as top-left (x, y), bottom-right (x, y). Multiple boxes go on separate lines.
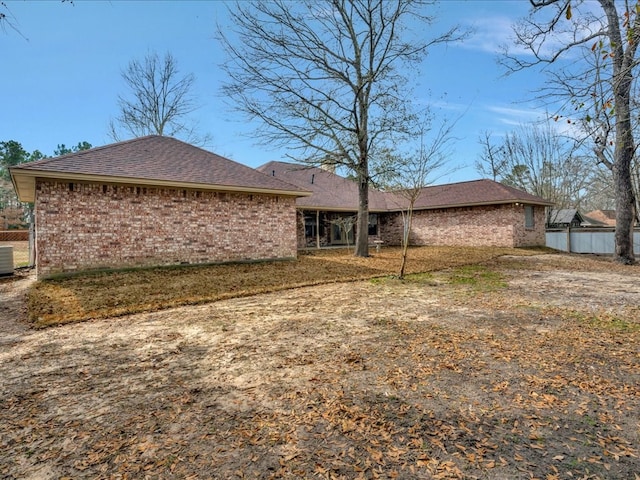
top-left (28, 246), bottom-right (545, 327)
top-left (368, 271), bottom-right (438, 286)
top-left (572, 311), bottom-right (640, 333)
top-left (401, 271), bottom-right (438, 285)
top-left (447, 265), bottom-right (508, 291)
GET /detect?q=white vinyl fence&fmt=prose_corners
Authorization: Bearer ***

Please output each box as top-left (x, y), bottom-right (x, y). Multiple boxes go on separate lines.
top-left (546, 227), bottom-right (640, 254)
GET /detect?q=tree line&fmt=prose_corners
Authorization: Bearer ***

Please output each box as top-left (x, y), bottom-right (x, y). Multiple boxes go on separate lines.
top-left (0, 141), bottom-right (91, 229)
top-left (475, 121), bottom-right (620, 216)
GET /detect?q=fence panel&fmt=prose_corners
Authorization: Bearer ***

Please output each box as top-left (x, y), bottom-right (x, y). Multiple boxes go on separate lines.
top-left (546, 228), bottom-right (640, 254)
top-left (0, 230), bottom-right (28, 242)
top-left (546, 230), bottom-right (568, 251)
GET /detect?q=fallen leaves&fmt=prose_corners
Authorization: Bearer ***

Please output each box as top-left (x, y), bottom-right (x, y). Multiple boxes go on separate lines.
top-left (1, 253), bottom-right (639, 478)
top-left (27, 246), bottom-right (537, 327)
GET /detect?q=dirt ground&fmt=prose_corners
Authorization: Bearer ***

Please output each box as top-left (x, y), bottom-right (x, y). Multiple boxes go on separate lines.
top-left (0, 254), bottom-right (639, 479)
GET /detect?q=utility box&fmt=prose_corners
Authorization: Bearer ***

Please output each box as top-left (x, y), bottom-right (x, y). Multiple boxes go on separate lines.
top-left (0, 246), bottom-right (14, 276)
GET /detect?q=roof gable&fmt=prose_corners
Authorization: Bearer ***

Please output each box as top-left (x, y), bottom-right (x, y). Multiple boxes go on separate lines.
top-left (548, 208), bottom-right (583, 225)
top-left (11, 136), bottom-right (309, 202)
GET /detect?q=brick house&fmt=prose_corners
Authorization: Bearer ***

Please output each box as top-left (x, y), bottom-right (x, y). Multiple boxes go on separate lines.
top-left (258, 161), bottom-right (391, 248)
top-left (258, 161), bottom-right (553, 249)
top-left (11, 136), bottom-right (310, 278)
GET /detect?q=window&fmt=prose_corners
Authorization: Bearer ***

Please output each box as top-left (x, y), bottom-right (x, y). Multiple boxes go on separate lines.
top-left (525, 205), bottom-right (535, 229)
top-left (304, 213), bottom-right (325, 240)
top-left (368, 214), bottom-right (378, 236)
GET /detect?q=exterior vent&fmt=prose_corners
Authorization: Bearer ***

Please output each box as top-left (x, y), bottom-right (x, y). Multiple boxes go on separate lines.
top-left (0, 246), bottom-right (13, 276)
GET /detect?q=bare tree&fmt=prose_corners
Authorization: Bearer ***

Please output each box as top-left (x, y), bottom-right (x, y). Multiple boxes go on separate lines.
top-left (475, 131), bottom-right (509, 182)
top-left (568, 44), bottom-right (640, 220)
top-left (481, 122), bottom-right (593, 211)
top-left (0, 1), bottom-right (23, 38)
top-left (386, 118), bottom-right (454, 278)
top-left (503, 0), bottom-right (639, 264)
top-left (490, 40), bottom-right (639, 216)
top-left (219, 0), bottom-right (463, 257)
top-left (109, 51), bottom-right (210, 145)
top-left (330, 215), bottom-right (356, 251)
top-left (581, 165), bottom-right (617, 211)
top-left (1, 1), bottom-right (73, 40)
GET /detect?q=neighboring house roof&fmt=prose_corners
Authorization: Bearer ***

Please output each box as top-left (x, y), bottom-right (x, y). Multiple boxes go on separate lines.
top-left (11, 136), bottom-right (310, 203)
top-left (258, 161), bottom-right (392, 211)
top-left (547, 208), bottom-right (584, 226)
top-left (581, 214), bottom-right (609, 227)
top-left (258, 161), bottom-right (553, 212)
top-left (585, 209), bottom-right (617, 226)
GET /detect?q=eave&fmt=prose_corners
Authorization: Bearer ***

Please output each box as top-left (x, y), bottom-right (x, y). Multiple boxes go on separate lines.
top-left (296, 199), bottom-right (554, 213)
top-left (297, 205), bottom-right (389, 213)
top-left (411, 199), bottom-right (555, 210)
top-left (10, 168), bottom-right (312, 203)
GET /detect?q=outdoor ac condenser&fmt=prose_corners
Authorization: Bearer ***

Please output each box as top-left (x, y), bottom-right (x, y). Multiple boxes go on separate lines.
top-left (0, 246), bottom-right (14, 276)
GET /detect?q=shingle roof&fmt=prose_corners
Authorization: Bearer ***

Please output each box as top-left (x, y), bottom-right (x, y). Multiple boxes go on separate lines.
top-left (585, 209), bottom-right (617, 226)
top-left (11, 136), bottom-right (309, 202)
top-left (410, 179), bottom-right (554, 209)
top-left (581, 214), bottom-right (609, 227)
top-left (258, 161), bottom-right (553, 212)
top-left (547, 208), bottom-right (582, 225)
top-left (257, 161), bottom-right (391, 211)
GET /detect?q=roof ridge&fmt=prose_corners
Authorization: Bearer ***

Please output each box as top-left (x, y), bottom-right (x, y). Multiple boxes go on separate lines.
top-left (487, 179), bottom-right (543, 199)
top-left (414, 178), bottom-right (499, 193)
top-left (17, 135), bottom-right (162, 169)
top-left (262, 160), bottom-right (327, 172)
top-left (11, 136), bottom-right (312, 203)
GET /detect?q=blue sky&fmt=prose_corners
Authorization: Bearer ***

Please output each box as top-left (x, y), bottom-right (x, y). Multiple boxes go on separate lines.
top-left (1, 0), bottom-right (547, 183)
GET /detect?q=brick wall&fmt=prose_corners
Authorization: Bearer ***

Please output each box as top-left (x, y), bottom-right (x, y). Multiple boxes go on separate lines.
top-left (296, 211), bottom-right (307, 249)
top-left (35, 180), bottom-right (298, 277)
top-left (512, 205), bottom-right (547, 247)
top-left (379, 204), bottom-right (546, 248)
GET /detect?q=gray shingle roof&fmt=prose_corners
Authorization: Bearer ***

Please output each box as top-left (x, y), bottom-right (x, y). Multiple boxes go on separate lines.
top-left (548, 208), bottom-right (582, 225)
top-left (11, 136), bottom-right (309, 202)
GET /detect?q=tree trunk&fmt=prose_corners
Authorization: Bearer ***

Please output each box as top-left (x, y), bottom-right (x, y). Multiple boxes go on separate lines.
top-left (609, 11), bottom-right (636, 264)
top-left (613, 153), bottom-right (635, 263)
top-left (398, 207), bottom-right (413, 279)
top-left (355, 173), bottom-right (369, 257)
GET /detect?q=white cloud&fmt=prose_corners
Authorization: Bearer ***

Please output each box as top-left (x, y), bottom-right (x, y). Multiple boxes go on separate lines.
top-left (459, 3), bottom-right (608, 61)
top-left (462, 16), bottom-right (521, 55)
top-left (485, 104), bottom-right (545, 126)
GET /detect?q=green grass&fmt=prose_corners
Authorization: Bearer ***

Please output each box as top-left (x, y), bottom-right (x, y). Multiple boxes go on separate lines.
top-left (403, 271), bottom-right (437, 284)
top-left (574, 311), bottom-right (640, 333)
top-left (447, 265), bottom-right (508, 291)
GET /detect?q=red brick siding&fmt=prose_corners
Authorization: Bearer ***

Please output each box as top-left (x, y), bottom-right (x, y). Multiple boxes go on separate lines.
top-left (35, 180), bottom-right (298, 277)
top-left (379, 204), bottom-right (546, 248)
top-left (512, 205), bottom-right (547, 247)
top-left (296, 211), bottom-right (307, 249)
